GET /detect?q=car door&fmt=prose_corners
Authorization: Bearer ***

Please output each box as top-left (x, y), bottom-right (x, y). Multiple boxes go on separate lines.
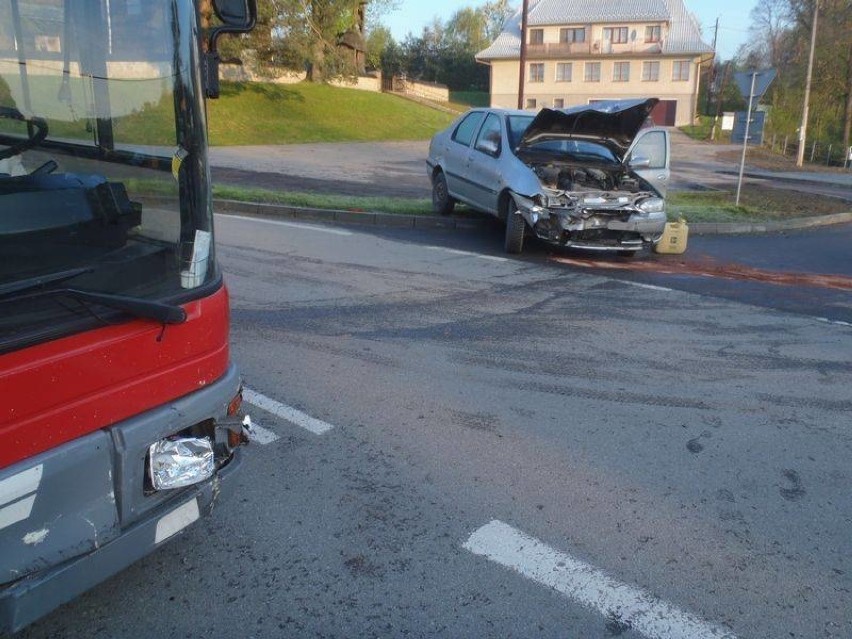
top-left (624, 128), bottom-right (670, 197)
top-left (443, 111), bottom-right (486, 200)
top-left (462, 112), bottom-right (504, 214)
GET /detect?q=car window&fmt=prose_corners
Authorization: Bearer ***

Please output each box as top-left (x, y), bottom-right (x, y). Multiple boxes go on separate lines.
top-left (630, 130), bottom-right (667, 169)
top-left (473, 113), bottom-right (502, 156)
top-left (452, 112), bottom-right (486, 147)
top-left (506, 115), bottom-right (534, 150)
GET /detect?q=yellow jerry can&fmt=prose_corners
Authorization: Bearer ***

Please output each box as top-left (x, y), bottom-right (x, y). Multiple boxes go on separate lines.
top-left (654, 218), bottom-right (689, 254)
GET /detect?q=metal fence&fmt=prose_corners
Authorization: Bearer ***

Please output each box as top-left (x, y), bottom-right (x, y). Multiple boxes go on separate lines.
top-left (764, 134), bottom-right (852, 168)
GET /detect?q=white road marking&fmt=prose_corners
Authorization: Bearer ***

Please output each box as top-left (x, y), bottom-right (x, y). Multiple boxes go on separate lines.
top-left (242, 415), bottom-right (280, 445)
top-left (243, 388), bottom-right (335, 436)
top-left (619, 280), bottom-right (676, 293)
top-left (218, 213), bottom-right (354, 236)
top-left (463, 520), bottom-right (737, 639)
top-left (816, 317), bottom-right (852, 328)
top-left (155, 498), bottom-right (200, 544)
top-left (425, 246), bottom-right (511, 263)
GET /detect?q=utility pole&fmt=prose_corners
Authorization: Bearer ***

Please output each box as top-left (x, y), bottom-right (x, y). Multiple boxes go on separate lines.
top-left (517, 0), bottom-right (529, 109)
top-left (797, 0), bottom-right (819, 167)
top-left (704, 17), bottom-right (720, 115)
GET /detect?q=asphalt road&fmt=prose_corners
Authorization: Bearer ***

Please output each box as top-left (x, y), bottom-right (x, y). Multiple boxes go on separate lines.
top-left (19, 214), bottom-right (852, 639)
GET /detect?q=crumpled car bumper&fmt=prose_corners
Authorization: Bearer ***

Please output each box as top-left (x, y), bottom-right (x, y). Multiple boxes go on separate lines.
top-left (514, 194), bottom-right (667, 250)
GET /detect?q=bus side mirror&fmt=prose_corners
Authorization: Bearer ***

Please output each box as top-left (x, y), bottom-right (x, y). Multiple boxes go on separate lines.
top-left (205, 0), bottom-right (257, 99)
top-left (213, 0), bottom-right (252, 26)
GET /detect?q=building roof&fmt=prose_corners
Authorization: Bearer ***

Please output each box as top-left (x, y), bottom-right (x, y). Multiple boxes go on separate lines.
top-left (528, 0), bottom-right (670, 25)
top-left (476, 0), bottom-right (713, 61)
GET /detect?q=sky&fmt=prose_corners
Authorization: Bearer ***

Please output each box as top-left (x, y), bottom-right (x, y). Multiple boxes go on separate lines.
top-left (382, 0), bottom-right (757, 61)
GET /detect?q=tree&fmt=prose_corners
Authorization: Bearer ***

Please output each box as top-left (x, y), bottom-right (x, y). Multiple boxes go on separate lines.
top-left (365, 24), bottom-right (393, 71)
top-left (740, 0), bottom-right (852, 153)
top-left (745, 0), bottom-right (792, 68)
top-left (481, 0), bottom-right (513, 41)
top-left (217, 0), bottom-right (398, 81)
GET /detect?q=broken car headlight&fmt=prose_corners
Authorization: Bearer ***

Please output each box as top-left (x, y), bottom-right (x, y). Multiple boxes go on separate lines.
top-left (637, 197), bottom-right (666, 214)
top-left (149, 437), bottom-right (215, 491)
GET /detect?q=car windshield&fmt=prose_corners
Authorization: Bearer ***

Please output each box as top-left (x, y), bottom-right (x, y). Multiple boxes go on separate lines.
top-left (0, 0), bottom-right (212, 351)
top-left (523, 138), bottom-right (620, 164)
top-left (506, 115), bottom-right (534, 150)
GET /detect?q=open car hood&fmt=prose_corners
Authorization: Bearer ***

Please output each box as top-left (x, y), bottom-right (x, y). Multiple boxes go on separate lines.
top-left (518, 98), bottom-right (660, 161)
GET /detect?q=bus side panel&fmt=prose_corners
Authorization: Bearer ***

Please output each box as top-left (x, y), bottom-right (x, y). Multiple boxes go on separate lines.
top-left (0, 431), bottom-right (119, 586)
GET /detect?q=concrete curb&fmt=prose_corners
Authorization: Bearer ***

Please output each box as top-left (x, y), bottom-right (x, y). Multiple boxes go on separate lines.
top-left (142, 196), bottom-right (852, 236)
top-left (210, 198), bottom-right (492, 231)
top-left (689, 211), bottom-right (852, 235)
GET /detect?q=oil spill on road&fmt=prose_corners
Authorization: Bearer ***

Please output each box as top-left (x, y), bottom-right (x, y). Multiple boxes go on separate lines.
top-left (552, 255), bottom-right (852, 292)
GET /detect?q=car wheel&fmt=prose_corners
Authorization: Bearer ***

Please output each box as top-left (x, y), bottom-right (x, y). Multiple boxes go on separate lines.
top-left (504, 207), bottom-right (525, 254)
top-left (432, 171), bottom-right (455, 216)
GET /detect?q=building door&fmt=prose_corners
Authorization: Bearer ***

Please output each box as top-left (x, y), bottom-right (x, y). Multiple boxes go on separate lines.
top-left (651, 100), bottom-right (677, 126)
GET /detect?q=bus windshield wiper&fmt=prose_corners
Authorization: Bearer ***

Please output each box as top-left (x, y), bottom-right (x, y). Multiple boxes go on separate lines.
top-left (1, 287), bottom-right (187, 325)
top-left (0, 267), bottom-right (93, 299)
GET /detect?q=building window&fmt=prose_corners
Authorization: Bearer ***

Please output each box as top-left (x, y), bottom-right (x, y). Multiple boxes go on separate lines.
top-left (642, 61), bottom-right (660, 81)
top-left (559, 27), bottom-right (585, 43)
top-left (529, 63), bottom-right (545, 83)
top-left (613, 61), bottom-right (630, 82)
top-left (603, 27), bottom-right (629, 44)
top-left (556, 62), bottom-right (572, 82)
top-left (553, 98), bottom-right (565, 108)
top-left (585, 61), bottom-right (601, 82)
top-left (529, 29), bottom-right (544, 45)
top-left (525, 98), bottom-right (537, 110)
top-left (645, 25), bottom-right (661, 42)
top-left (673, 60), bottom-right (691, 81)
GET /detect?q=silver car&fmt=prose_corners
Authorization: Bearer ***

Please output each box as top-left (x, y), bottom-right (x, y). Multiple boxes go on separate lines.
top-left (426, 98), bottom-right (670, 255)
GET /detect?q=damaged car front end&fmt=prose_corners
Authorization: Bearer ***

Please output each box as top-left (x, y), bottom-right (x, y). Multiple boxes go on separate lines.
top-left (427, 98), bottom-right (671, 255)
top-left (511, 99), bottom-right (669, 254)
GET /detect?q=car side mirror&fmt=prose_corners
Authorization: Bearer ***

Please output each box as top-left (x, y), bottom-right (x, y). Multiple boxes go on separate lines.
top-left (629, 156), bottom-right (651, 169)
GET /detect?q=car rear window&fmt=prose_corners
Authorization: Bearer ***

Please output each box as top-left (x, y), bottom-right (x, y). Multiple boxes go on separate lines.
top-left (452, 112), bottom-right (485, 147)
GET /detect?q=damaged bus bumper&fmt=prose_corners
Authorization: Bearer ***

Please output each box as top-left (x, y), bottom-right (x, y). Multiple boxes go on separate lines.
top-left (0, 364), bottom-right (246, 635)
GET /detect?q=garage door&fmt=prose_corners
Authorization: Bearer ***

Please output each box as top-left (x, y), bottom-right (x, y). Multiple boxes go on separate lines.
top-left (651, 100), bottom-right (677, 126)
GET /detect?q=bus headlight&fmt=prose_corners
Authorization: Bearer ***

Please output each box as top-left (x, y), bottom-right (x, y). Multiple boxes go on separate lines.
top-left (149, 438), bottom-right (215, 491)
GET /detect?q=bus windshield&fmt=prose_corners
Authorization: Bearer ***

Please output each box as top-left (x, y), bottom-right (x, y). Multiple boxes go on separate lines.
top-left (0, 0), bottom-right (213, 351)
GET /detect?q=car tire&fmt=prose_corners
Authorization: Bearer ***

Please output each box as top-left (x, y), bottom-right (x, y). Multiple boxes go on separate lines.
top-left (432, 171), bottom-right (455, 216)
top-left (504, 207), bottom-right (525, 254)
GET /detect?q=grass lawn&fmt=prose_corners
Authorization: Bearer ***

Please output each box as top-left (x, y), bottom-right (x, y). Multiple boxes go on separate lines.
top-left (207, 82), bottom-right (455, 145)
top-left (668, 186), bottom-right (849, 222)
top-left (127, 179), bottom-right (846, 223)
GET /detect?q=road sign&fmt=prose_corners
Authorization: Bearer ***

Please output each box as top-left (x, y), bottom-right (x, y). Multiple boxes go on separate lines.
top-left (734, 69), bottom-right (776, 101)
top-left (732, 111), bottom-right (767, 145)
top-left (734, 69), bottom-right (775, 206)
